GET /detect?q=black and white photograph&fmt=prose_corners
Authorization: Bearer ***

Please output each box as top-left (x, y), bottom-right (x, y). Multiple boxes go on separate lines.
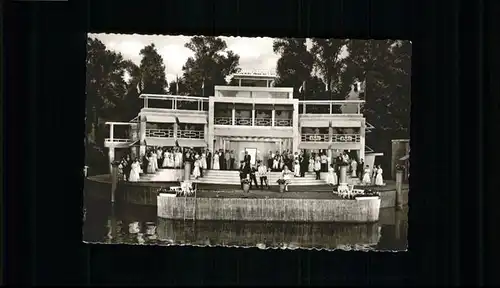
top-left (83, 34), bottom-right (411, 251)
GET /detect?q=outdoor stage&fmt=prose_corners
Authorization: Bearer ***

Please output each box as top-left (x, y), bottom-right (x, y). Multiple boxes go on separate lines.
top-left (84, 174), bottom-right (408, 209)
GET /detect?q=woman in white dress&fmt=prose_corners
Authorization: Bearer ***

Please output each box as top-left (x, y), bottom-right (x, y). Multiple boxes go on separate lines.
top-left (308, 155), bottom-right (314, 172)
top-left (200, 150), bottom-right (207, 170)
top-left (282, 165), bottom-right (293, 191)
top-left (294, 159), bottom-right (301, 177)
top-left (350, 159), bottom-right (358, 177)
top-left (192, 155), bottom-right (201, 179)
top-left (272, 156), bottom-right (279, 171)
top-left (212, 152), bottom-right (220, 170)
top-left (326, 164), bottom-right (338, 186)
top-left (162, 150), bottom-right (169, 168)
top-left (166, 150), bottom-right (174, 168)
top-left (128, 159), bottom-right (141, 182)
top-left (174, 149), bottom-right (182, 168)
top-left (362, 165), bottom-right (372, 185)
top-left (151, 151), bottom-right (158, 171)
top-left (147, 153), bottom-right (156, 174)
top-left (375, 165), bottom-right (384, 186)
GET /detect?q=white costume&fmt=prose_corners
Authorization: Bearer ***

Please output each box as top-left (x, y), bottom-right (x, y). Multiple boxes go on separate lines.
top-left (375, 168), bottom-right (384, 186)
top-left (200, 153), bottom-right (207, 169)
top-left (151, 153), bottom-right (158, 171)
top-left (294, 160), bottom-right (300, 177)
top-left (128, 162), bottom-right (141, 182)
top-left (174, 151), bottom-right (182, 168)
top-left (350, 160), bottom-right (358, 177)
top-left (308, 158), bottom-right (314, 172)
top-left (162, 151), bottom-right (169, 168)
top-left (362, 168), bottom-right (371, 185)
top-left (192, 158), bottom-right (201, 178)
top-left (326, 166), bottom-right (338, 185)
top-left (147, 156), bottom-right (155, 173)
top-left (212, 153), bottom-right (220, 170)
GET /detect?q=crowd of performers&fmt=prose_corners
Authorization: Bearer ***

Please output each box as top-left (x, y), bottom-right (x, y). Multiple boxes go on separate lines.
top-left (117, 147), bottom-right (384, 187)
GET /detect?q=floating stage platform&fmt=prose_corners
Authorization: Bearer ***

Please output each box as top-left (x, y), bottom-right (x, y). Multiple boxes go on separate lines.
top-left (85, 169), bottom-right (408, 223)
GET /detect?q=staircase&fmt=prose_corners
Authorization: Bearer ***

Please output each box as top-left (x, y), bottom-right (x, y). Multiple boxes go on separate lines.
top-left (139, 168), bottom-right (361, 186)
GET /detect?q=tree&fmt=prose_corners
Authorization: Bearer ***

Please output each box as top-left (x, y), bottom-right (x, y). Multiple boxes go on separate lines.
top-left (343, 39), bottom-right (401, 131)
top-left (272, 38), bottom-right (314, 99)
top-left (168, 76), bottom-right (188, 95)
top-left (138, 44), bottom-right (168, 94)
top-left (118, 60), bottom-right (143, 121)
top-left (181, 36), bottom-right (241, 96)
top-left (86, 37), bottom-right (128, 143)
top-left (310, 38), bottom-right (350, 98)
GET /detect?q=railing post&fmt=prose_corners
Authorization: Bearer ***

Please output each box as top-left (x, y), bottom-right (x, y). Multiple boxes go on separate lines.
top-left (302, 103), bottom-right (306, 114)
top-left (110, 123), bottom-right (114, 142)
top-left (231, 107), bottom-right (236, 125)
top-left (330, 103), bottom-right (333, 114)
top-left (357, 103), bottom-right (360, 114)
top-left (251, 104), bottom-right (255, 126)
top-left (171, 99), bottom-right (174, 110)
top-left (271, 109), bottom-right (275, 127)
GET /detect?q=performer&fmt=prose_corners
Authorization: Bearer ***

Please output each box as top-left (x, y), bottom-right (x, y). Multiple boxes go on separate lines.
top-left (257, 160), bottom-right (269, 190)
top-left (375, 165), bottom-right (384, 186)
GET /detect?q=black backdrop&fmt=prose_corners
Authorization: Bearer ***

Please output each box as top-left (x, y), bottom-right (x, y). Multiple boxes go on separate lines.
top-left (4, 0), bottom-right (496, 286)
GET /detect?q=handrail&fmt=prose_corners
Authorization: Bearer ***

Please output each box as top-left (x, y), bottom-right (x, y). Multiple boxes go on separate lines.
top-left (145, 129), bottom-right (174, 138)
top-left (301, 134), bottom-right (329, 142)
top-left (105, 138), bottom-right (133, 143)
top-left (140, 94), bottom-right (209, 101)
top-left (298, 100), bottom-right (365, 104)
top-left (332, 134), bottom-right (361, 143)
top-left (214, 117), bottom-right (233, 125)
top-left (176, 129), bottom-right (205, 139)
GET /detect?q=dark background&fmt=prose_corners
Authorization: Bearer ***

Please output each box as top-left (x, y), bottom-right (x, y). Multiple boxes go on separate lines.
top-left (3, 0), bottom-right (496, 285)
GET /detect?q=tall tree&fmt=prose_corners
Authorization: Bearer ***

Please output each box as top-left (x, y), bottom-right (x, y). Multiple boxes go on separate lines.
top-left (138, 44), bottom-right (168, 94)
top-left (86, 37), bottom-right (128, 143)
top-left (181, 36), bottom-right (241, 96)
top-left (343, 39), bottom-right (401, 131)
top-left (310, 38), bottom-right (350, 98)
top-left (118, 60), bottom-right (143, 121)
top-left (273, 38), bottom-right (314, 99)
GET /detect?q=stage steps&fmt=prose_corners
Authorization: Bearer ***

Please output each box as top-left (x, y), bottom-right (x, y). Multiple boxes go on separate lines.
top-left (139, 168), bottom-right (361, 186)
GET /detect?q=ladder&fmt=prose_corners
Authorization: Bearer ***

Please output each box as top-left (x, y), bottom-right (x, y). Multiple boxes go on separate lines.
top-left (183, 182), bottom-right (197, 221)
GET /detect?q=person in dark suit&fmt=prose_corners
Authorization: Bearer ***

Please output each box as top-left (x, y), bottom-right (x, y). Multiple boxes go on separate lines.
top-left (219, 149), bottom-right (225, 170)
top-left (206, 149), bottom-right (212, 170)
top-left (249, 164), bottom-right (259, 190)
top-left (141, 153), bottom-right (149, 174)
top-left (244, 151), bottom-right (251, 166)
top-left (239, 160), bottom-right (247, 189)
top-left (357, 158), bottom-right (365, 180)
top-left (299, 151), bottom-right (308, 177)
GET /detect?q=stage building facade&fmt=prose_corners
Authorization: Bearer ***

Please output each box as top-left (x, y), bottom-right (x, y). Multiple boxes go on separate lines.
top-left (103, 70), bottom-right (380, 169)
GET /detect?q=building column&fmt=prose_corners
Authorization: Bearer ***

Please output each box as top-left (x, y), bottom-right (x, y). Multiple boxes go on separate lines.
top-left (251, 103), bottom-right (255, 126)
top-left (173, 122), bottom-right (179, 141)
top-left (208, 97), bottom-right (215, 152)
top-left (231, 106), bottom-right (236, 125)
top-left (328, 125), bottom-right (333, 164)
top-left (108, 146), bottom-right (115, 174)
top-left (109, 123), bottom-right (115, 142)
top-left (271, 109), bottom-right (276, 127)
top-left (359, 119), bottom-right (366, 162)
top-left (292, 101), bottom-right (299, 153)
top-left (139, 115), bottom-right (146, 156)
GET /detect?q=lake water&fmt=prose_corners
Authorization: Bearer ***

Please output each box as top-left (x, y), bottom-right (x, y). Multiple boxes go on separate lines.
top-left (83, 201), bottom-right (408, 251)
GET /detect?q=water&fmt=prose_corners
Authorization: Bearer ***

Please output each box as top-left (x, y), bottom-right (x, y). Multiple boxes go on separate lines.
top-left (83, 200), bottom-right (408, 251)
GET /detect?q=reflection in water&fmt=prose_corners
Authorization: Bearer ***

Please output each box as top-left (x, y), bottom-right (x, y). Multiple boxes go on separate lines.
top-left (83, 201), bottom-right (407, 251)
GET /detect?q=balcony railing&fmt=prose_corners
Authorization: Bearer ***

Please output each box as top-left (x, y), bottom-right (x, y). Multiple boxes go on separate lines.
top-left (214, 86), bottom-right (293, 99)
top-left (274, 119), bottom-right (292, 127)
top-left (214, 117), bottom-right (232, 125)
top-left (146, 129), bottom-right (174, 138)
top-left (255, 117), bottom-right (272, 126)
top-left (139, 94), bottom-right (209, 111)
top-left (105, 138), bottom-right (132, 143)
top-left (235, 117), bottom-right (252, 126)
top-left (176, 129), bottom-right (204, 139)
top-left (300, 134), bottom-right (361, 143)
top-left (301, 134), bottom-right (329, 142)
top-left (298, 100), bottom-right (365, 115)
top-left (332, 134), bottom-right (361, 143)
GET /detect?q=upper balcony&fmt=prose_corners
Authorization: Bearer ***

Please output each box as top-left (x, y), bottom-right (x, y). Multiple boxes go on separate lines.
top-left (214, 86), bottom-right (294, 100)
top-left (139, 94), bottom-right (209, 112)
top-left (298, 100), bottom-right (365, 115)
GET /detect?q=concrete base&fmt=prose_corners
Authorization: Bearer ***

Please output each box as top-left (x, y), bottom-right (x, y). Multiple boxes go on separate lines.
top-left (157, 194), bottom-right (381, 223)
